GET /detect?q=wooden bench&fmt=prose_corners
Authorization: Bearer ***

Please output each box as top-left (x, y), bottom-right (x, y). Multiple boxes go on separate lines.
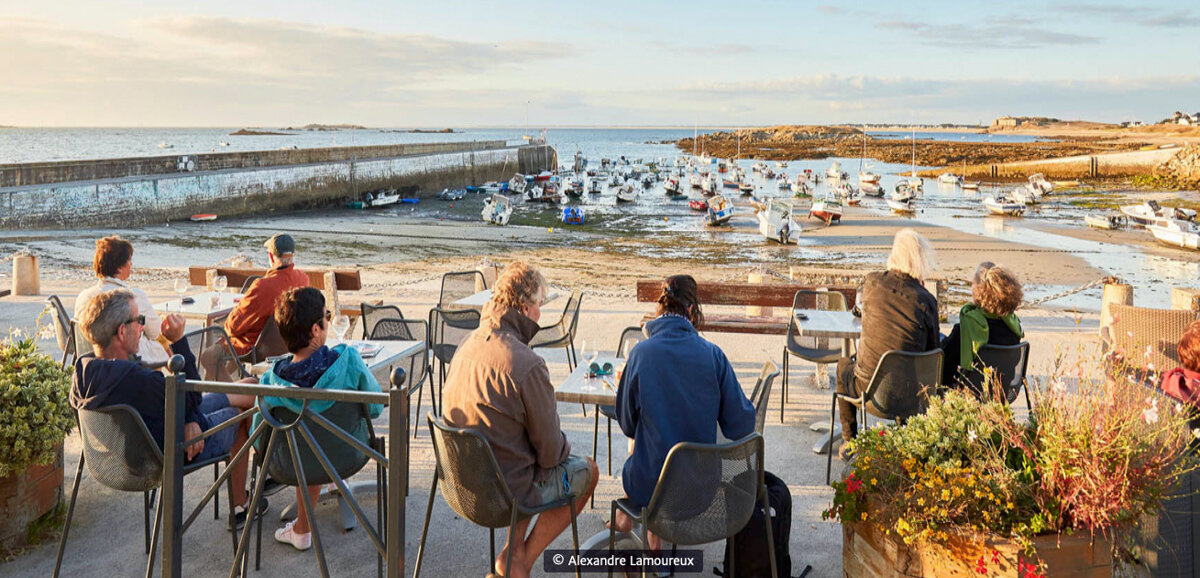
top-left (635, 279), bottom-right (857, 335)
top-left (188, 266), bottom-right (371, 318)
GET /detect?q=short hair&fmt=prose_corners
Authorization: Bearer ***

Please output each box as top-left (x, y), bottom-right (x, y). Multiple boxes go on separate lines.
top-left (94, 236), bottom-right (133, 278)
top-left (1179, 320), bottom-right (1200, 373)
top-left (491, 261), bottom-right (547, 312)
top-left (275, 287), bottom-right (326, 353)
top-left (77, 289), bottom-right (135, 350)
top-left (886, 228), bottom-right (936, 280)
top-left (655, 274), bottom-right (704, 328)
top-left (973, 265), bottom-right (1023, 316)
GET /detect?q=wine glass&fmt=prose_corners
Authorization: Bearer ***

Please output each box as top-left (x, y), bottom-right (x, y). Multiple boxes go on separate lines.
top-left (332, 314), bottom-right (351, 344)
top-left (212, 275), bottom-right (228, 294)
top-left (580, 340), bottom-right (597, 391)
top-left (173, 278), bottom-right (188, 309)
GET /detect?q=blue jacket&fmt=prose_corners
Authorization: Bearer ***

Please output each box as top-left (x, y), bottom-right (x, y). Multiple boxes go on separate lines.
top-left (256, 344), bottom-right (383, 427)
top-left (615, 316), bottom-right (756, 508)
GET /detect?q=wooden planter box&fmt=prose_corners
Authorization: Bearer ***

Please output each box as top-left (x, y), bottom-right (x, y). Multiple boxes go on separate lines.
top-left (0, 445), bottom-right (65, 553)
top-left (843, 521), bottom-right (1113, 577)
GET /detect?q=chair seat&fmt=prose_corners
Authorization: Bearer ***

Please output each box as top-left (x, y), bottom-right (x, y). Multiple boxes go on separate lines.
top-left (785, 343), bottom-right (841, 364)
top-left (598, 405), bottom-right (617, 420)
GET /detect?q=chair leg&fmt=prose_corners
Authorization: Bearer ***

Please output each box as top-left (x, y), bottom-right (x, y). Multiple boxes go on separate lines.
top-left (286, 430), bottom-right (330, 578)
top-left (504, 506), bottom-right (519, 578)
top-left (780, 351), bottom-right (788, 424)
top-left (640, 520), bottom-right (649, 578)
top-left (412, 386), bottom-right (424, 439)
top-left (144, 492), bottom-right (163, 578)
top-left (53, 452), bottom-right (85, 578)
top-left (569, 500), bottom-right (581, 578)
top-left (213, 463), bottom-right (220, 520)
top-left (413, 476), bottom-right (438, 578)
top-left (144, 491), bottom-right (153, 554)
top-left (762, 486), bottom-right (778, 578)
top-left (1023, 383), bottom-right (1032, 414)
top-left (591, 410), bottom-right (600, 509)
top-left (606, 417), bottom-right (612, 476)
top-left (826, 391), bottom-right (836, 485)
top-left (225, 459), bottom-right (237, 554)
top-left (490, 528), bottom-right (496, 571)
top-left (608, 501), bottom-right (617, 578)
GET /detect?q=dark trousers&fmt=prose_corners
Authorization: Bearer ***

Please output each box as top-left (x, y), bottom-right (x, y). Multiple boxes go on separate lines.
top-left (835, 356), bottom-right (862, 442)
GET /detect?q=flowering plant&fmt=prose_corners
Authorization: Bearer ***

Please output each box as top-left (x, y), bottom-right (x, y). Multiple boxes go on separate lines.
top-left (823, 351), bottom-right (1195, 573)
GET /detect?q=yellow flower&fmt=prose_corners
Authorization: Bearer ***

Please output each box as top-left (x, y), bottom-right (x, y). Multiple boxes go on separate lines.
top-left (861, 512), bottom-right (868, 521)
top-left (1006, 501), bottom-right (1014, 509)
top-left (918, 497), bottom-right (925, 506)
top-left (871, 478), bottom-right (877, 486)
top-left (941, 489), bottom-right (950, 501)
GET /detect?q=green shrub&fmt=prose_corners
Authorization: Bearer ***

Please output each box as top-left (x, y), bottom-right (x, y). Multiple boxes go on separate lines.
top-left (0, 334), bottom-right (74, 478)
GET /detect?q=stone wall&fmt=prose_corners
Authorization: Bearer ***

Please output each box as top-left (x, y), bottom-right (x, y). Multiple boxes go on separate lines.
top-left (1157, 145), bottom-right (1200, 189)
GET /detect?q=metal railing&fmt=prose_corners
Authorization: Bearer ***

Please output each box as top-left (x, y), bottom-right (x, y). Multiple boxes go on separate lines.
top-left (160, 355), bottom-right (409, 578)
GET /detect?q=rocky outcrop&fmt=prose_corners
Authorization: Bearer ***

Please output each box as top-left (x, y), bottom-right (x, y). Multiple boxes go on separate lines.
top-left (1157, 145), bottom-right (1200, 189)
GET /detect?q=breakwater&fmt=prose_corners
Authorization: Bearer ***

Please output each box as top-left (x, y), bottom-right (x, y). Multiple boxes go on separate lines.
top-left (0, 141), bottom-right (557, 229)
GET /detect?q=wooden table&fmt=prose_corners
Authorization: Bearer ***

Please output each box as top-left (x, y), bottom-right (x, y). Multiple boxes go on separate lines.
top-left (155, 291), bottom-right (240, 325)
top-left (451, 288), bottom-right (560, 309)
top-left (555, 355), bottom-right (621, 406)
top-left (249, 339), bottom-right (424, 381)
top-left (794, 309), bottom-right (861, 455)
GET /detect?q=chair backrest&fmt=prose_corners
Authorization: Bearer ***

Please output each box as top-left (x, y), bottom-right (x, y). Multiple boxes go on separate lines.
top-left (643, 434), bottom-right (764, 546)
top-left (1106, 303), bottom-right (1198, 376)
top-left (786, 289), bottom-right (847, 353)
top-left (264, 401), bottom-right (373, 486)
top-left (239, 275), bottom-right (263, 294)
top-left (438, 271), bottom-right (487, 309)
top-left (426, 414), bottom-right (518, 528)
top-left (862, 349), bottom-right (944, 421)
top-left (360, 303), bottom-right (405, 339)
top-left (46, 295), bottom-right (78, 367)
top-left (750, 361), bottom-right (780, 434)
top-left (251, 316), bottom-right (288, 363)
top-left (77, 405), bottom-right (164, 493)
top-left (958, 342), bottom-right (1030, 403)
top-left (615, 326), bottom-right (646, 358)
top-left (428, 307), bottom-right (481, 364)
top-left (563, 290), bottom-right (584, 338)
top-left (371, 318), bottom-right (429, 390)
top-left (183, 325), bottom-right (247, 381)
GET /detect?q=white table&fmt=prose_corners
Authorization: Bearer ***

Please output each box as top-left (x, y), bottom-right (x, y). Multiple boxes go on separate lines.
top-left (450, 288), bottom-right (560, 309)
top-left (249, 339), bottom-right (423, 380)
top-left (556, 355), bottom-right (622, 406)
top-left (155, 291), bottom-right (240, 325)
top-left (794, 309), bottom-right (862, 455)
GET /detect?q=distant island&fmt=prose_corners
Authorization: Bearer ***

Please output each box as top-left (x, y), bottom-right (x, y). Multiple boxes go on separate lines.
top-left (230, 128), bottom-right (290, 136)
top-left (408, 128), bottom-right (457, 134)
top-left (285, 124), bottom-right (368, 131)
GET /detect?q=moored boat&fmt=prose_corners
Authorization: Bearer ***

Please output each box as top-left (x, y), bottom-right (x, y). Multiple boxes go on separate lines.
top-left (706, 195), bottom-right (734, 226)
top-left (826, 161), bottom-right (846, 180)
top-left (615, 184), bottom-right (638, 203)
top-left (437, 188), bottom-right (467, 201)
top-left (738, 182), bottom-right (755, 195)
top-left (961, 181), bottom-right (980, 190)
top-left (887, 198), bottom-right (916, 214)
top-left (482, 194), bottom-right (513, 226)
top-left (938, 173), bottom-right (961, 185)
top-left (983, 195), bottom-right (1025, 216)
top-left (859, 181), bottom-right (885, 197)
top-left (791, 180), bottom-right (812, 197)
top-left (1147, 219), bottom-right (1200, 250)
top-left (561, 206), bottom-right (586, 225)
top-left (189, 214), bottom-right (217, 222)
top-left (809, 193), bottom-right (843, 225)
top-left (1120, 201), bottom-right (1197, 226)
top-left (689, 199), bottom-right (709, 211)
top-left (757, 199), bottom-right (800, 244)
top-left (1084, 214), bottom-right (1127, 230)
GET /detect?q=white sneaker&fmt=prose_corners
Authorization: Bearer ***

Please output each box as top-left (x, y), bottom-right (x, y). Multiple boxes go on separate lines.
top-left (274, 520), bottom-right (312, 551)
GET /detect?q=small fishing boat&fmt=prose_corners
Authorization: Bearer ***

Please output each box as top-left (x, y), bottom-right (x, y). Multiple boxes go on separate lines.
top-left (961, 181), bottom-right (980, 190)
top-left (859, 181), bottom-right (885, 197)
top-left (561, 206), bottom-right (586, 225)
top-left (664, 176), bottom-right (681, 194)
top-left (887, 198), bottom-right (916, 214)
top-left (701, 174), bottom-right (719, 195)
top-left (218, 141), bottom-right (230, 147)
top-left (1027, 173), bottom-right (1054, 195)
top-left (437, 188), bottom-right (466, 201)
top-left (758, 199), bottom-right (800, 244)
top-left (363, 190), bottom-right (400, 208)
top-left (763, 168), bottom-right (776, 179)
top-left (534, 170), bottom-right (553, 182)
top-left (738, 182), bottom-right (755, 195)
top-left (565, 177), bottom-right (584, 198)
top-left (722, 178), bottom-right (740, 189)
top-left (775, 161), bottom-right (788, 169)
top-left (526, 181), bottom-right (563, 203)
top-left (1084, 214), bottom-right (1127, 230)
top-left (983, 195), bottom-right (1025, 216)
top-left (858, 171), bottom-right (881, 183)
top-left (752, 162), bottom-right (767, 173)
top-left (1011, 184), bottom-right (1042, 205)
top-left (1147, 219), bottom-right (1200, 250)
top-left (1121, 201), bottom-right (1197, 226)
top-left (791, 180), bottom-right (812, 197)
top-left (689, 199), bottom-right (709, 211)
top-left (588, 179), bottom-right (602, 194)
top-left (615, 184), bottom-right (639, 203)
top-left (892, 183), bottom-right (917, 203)
top-left (481, 194), bottom-right (513, 226)
top-left (938, 173), bottom-right (961, 185)
top-left (509, 175), bottom-right (528, 195)
top-left (706, 195), bottom-right (734, 226)
top-left (826, 161), bottom-right (846, 180)
top-left (158, 141), bottom-right (174, 149)
top-left (688, 172), bottom-right (703, 189)
top-left (189, 214), bottom-right (217, 222)
top-left (777, 178), bottom-right (791, 192)
top-left (809, 193), bottom-right (843, 225)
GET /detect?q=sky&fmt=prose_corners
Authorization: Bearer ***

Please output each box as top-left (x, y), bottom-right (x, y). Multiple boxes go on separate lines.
top-left (1, 0), bottom-right (1197, 127)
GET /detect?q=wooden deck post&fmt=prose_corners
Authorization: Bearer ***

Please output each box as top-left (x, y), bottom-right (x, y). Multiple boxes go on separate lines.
top-left (12, 253), bottom-right (39, 296)
top-left (748, 273), bottom-right (771, 317)
top-left (1172, 287), bottom-right (1200, 311)
top-left (1100, 282), bottom-right (1133, 338)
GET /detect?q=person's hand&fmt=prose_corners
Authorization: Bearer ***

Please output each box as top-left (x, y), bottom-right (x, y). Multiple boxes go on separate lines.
top-left (162, 314), bottom-right (186, 343)
top-left (184, 422), bottom-right (204, 460)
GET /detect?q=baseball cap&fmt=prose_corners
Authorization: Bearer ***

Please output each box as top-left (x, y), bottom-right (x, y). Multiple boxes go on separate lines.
top-left (264, 233), bottom-right (296, 256)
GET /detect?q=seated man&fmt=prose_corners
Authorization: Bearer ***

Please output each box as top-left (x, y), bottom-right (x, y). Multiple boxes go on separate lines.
top-left (224, 233), bottom-right (308, 356)
top-left (442, 261), bottom-right (598, 578)
top-left (258, 287), bottom-right (383, 551)
top-left (71, 289), bottom-right (263, 529)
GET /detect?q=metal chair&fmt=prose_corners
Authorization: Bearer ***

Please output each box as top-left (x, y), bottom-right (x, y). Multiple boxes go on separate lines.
top-left (54, 405), bottom-right (234, 578)
top-left (438, 270), bottom-right (487, 309)
top-left (370, 318), bottom-right (429, 487)
top-left (530, 290), bottom-right (584, 371)
top-left (427, 307), bottom-right (481, 421)
top-left (45, 295), bottom-right (79, 370)
top-left (608, 434), bottom-right (775, 578)
top-left (414, 414), bottom-right (582, 578)
top-left (239, 316), bottom-right (287, 365)
top-left (360, 303), bottom-right (405, 339)
top-left (827, 349), bottom-right (943, 484)
top-left (594, 326), bottom-right (645, 479)
top-left (184, 325), bottom-right (249, 383)
top-left (239, 275), bottom-right (263, 294)
top-left (956, 342), bottom-right (1031, 408)
top-left (781, 290), bottom-right (847, 423)
top-left (750, 361), bottom-right (780, 435)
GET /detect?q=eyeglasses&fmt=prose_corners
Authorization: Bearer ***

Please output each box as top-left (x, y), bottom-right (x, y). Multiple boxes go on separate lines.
top-left (116, 314), bottom-right (146, 335)
top-left (324, 310), bottom-right (333, 321)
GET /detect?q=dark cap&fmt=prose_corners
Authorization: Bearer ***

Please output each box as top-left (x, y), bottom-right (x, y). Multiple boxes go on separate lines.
top-left (264, 233), bottom-right (296, 256)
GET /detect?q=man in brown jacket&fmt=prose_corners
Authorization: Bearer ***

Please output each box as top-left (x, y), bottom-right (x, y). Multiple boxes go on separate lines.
top-left (442, 261), bottom-right (597, 578)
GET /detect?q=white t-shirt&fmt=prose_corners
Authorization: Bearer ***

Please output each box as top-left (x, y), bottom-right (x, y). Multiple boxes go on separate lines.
top-left (75, 277), bottom-right (169, 365)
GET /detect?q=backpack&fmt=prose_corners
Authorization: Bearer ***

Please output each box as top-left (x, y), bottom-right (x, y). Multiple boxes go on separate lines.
top-left (714, 471), bottom-right (809, 578)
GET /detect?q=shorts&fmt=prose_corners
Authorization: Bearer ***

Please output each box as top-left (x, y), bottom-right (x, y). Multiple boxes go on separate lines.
top-left (533, 454), bottom-right (592, 506)
top-left (191, 393), bottom-right (239, 463)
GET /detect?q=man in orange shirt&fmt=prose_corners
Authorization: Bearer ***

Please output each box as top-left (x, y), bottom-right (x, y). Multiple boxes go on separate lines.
top-left (225, 234), bottom-right (309, 356)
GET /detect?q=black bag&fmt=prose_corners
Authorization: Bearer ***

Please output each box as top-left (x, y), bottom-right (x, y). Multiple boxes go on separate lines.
top-left (714, 470), bottom-right (802, 578)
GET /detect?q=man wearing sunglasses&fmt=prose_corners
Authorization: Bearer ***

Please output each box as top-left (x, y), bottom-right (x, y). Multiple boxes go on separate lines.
top-left (72, 289), bottom-right (264, 530)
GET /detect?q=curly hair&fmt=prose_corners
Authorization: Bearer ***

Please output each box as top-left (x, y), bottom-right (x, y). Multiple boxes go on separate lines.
top-left (1179, 320), bottom-right (1200, 373)
top-left (655, 274), bottom-right (704, 328)
top-left (973, 265), bottom-right (1023, 316)
top-left (491, 261), bottom-right (547, 312)
top-left (94, 235), bottom-right (133, 278)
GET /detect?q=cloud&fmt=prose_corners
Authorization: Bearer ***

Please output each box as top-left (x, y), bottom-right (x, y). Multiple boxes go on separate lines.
top-left (817, 5), bottom-right (844, 15)
top-left (1056, 3), bottom-right (1200, 27)
top-left (875, 19), bottom-right (1097, 48)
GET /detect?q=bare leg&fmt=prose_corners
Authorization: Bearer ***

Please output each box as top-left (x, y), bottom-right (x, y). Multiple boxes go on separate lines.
top-left (513, 459), bottom-right (599, 577)
top-left (291, 486), bottom-right (323, 534)
top-left (495, 518), bottom-right (531, 578)
top-left (230, 419), bottom-right (250, 505)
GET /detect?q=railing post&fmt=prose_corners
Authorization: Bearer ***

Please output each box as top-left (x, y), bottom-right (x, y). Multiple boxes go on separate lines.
top-left (386, 384), bottom-right (409, 578)
top-left (161, 363), bottom-right (187, 578)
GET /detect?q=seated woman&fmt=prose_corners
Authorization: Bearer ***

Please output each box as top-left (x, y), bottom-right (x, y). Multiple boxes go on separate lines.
top-left (611, 274), bottom-right (757, 549)
top-left (75, 235), bottom-right (169, 365)
top-left (940, 263), bottom-right (1024, 393)
top-left (257, 287), bottom-right (382, 551)
top-left (836, 229), bottom-right (939, 458)
top-left (1162, 320), bottom-right (1200, 405)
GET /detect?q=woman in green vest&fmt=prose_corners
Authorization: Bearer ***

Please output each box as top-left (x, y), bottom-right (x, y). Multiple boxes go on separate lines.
top-left (940, 263), bottom-right (1024, 392)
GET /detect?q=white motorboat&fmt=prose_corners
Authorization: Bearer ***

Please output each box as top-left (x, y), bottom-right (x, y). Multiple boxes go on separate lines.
top-left (664, 176), bottom-right (681, 194)
top-left (775, 161), bottom-right (788, 169)
top-left (1121, 201), bottom-right (1197, 226)
top-left (858, 171), bottom-right (881, 183)
top-left (1010, 185), bottom-right (1042, 205)
top-left (758, 199), bottom-right (800, 244)
top-left (738, 182), bottom-right (755, 195)
top-left (615, 184), bottom-right (638, 203)
top-left (481, 194), bottom-right (513, 226)
top-left (835, 183), bottom-right (860, 205)
top-left (826, 161), bottom-right (846, 180)
top-left (1084, 214), bottom-right (1127, 230)
top-left (809, 193), bottom-right (843, 225)
top-left (218, 141), bottom-right (230, 147)
top-left (859, 181), bottom-right (885, 197)
top-left (364, 190), bottom-right (399, 208)
top-left (706, 195), bottom-right (734, 226)
top-left (938, 173), bottom-right (961, 185)
top-left (1027, 173), bottom-right (1054, 195)
top-left (1147, 219), bottom-right (1200, 250)
top-left (887, 198), bottom-right (916, 214)
top-left (437, 188), bottom-right (466, 201)
top-left (777, 178), bottom-right (791, 192)
top-left (961, 181), bottom-right (980, 190)
top-left (791, 180), bottom-right (812, 197)
top-left (688, 172), bottom-right (702, 189)
top-left (701, 174), bottom-right (720, 195)
top-left (157, 141), bottom-right (174, 149)
top-left (892, 183), bottom-right (916, 203)
top-left (983, 195), bottom-right (1026, 216)
top-left (509, 175), bottom-right (528, 195)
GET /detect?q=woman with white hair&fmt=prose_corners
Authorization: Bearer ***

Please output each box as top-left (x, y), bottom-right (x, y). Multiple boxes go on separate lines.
top-left (834, 228), bottom-right (939, 458)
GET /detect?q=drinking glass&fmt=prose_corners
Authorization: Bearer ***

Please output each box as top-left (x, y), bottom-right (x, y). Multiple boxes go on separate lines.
top-left (212, 275), bottom-right (228, 294)
top-left (580, 340), bottom-right (597, 391)
top-left (173, 278), bottom-right (188, 310)
top-left (332, 314), bottom-right (351, 343)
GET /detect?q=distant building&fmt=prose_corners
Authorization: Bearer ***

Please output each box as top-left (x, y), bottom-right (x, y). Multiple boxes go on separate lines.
top-left (992, 116), bottom-right (1019, 129)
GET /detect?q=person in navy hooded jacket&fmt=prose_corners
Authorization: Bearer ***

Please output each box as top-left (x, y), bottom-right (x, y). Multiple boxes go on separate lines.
top-left (611, 274), bottom-right (756, 550)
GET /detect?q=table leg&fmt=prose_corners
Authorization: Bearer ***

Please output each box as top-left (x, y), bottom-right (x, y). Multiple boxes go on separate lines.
top-left (814, 337), bottom-right (855, 455)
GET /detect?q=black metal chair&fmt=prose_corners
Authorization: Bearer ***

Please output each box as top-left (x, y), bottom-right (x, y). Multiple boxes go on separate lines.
top-left (427, 307), bottom-right (481, 422)
top-left (360, 303), bottom-right (405, 339)
top-left (438, 270), bottom-right (487, 309)
top-left (45, 295), bottom-right (79, 370)
top-left (238, 316), bottom-right (287, 365)
top-left (750, 361), bottom-right (780, 436)
top-left (54, 405), bottom-right (235, 578)
top-left (239, 275), bottom-right (263, 294)
top-left (184, 325), bottom-right (249, 383)
top-left (827, 349), bottom-right (943, 484)
top-left (530, 290), bottom-right (584, 371)
top-left (594, 326), bottom-right (645, 480)
top-left (956, 342), bottom-right (1032, 408)
top-left (370, 318), bottom-right (429, 488)
top-left (781, 290), bottom-right (847, 423)
top-left (608, 434), bottom-right (775, 578)
top-left (414, 414), bottom-right (582, 578)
